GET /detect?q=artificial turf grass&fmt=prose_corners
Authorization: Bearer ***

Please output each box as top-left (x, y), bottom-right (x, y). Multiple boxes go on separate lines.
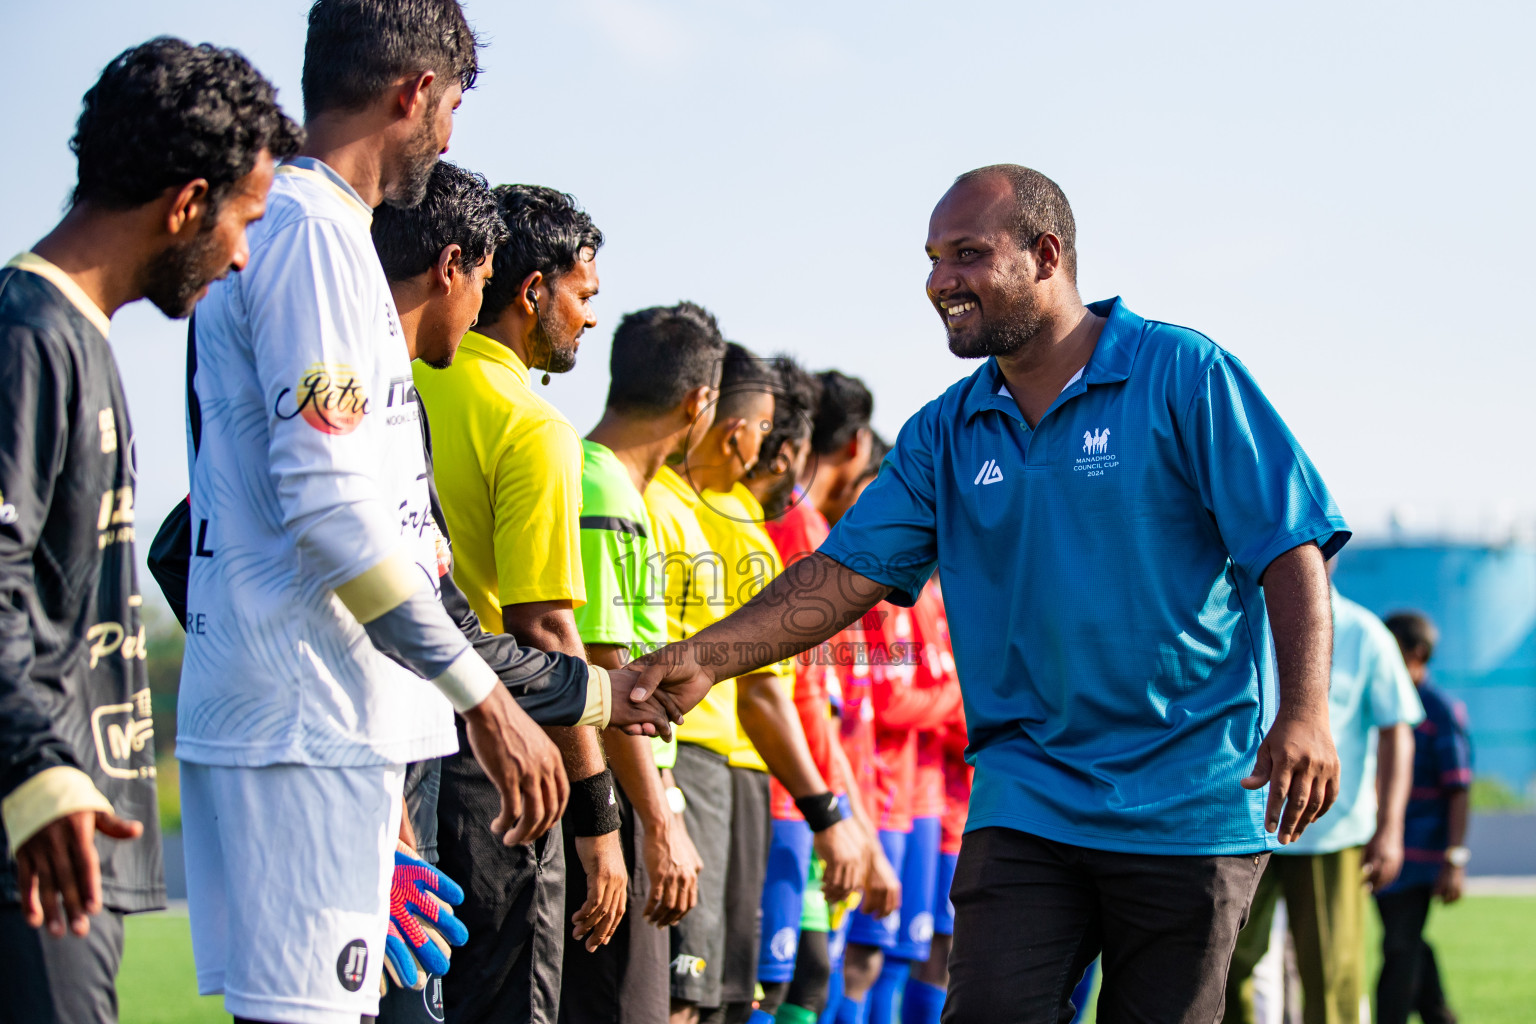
top-left (118, 895), bottom-right (1536, 1024)
top-left (119, 912), bottom-right (227, 1024)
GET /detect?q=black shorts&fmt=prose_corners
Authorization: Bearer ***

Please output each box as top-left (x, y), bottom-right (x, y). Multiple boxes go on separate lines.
top-left (558, 787), bottom-right (669, 1024)
top-left (669, 743), bottom-right (733, 1007)
top-left (0, 903), bottom-right (124, 1024)
top-left (435, 749), bottom-right (565, 1024)
top-left (720, 767), bottom-right (771, 1006)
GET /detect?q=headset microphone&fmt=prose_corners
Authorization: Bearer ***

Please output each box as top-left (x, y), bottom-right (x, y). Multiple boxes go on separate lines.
top-left (526, 288), bottom-right (552, 385)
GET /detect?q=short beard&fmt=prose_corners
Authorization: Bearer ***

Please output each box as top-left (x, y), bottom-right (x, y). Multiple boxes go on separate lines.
top-left (141, 224), bottom-right (229, 319)
top-left (420, 350), bottom-right (454, 370)
top-left (381, 111), bottom-right (440, 210)
top-left (531, 307), bottom-right (578, 374)
top-left (947, 286), bottom-right (1049, 360)
top-left (756, 467), bottom-right (797, 520)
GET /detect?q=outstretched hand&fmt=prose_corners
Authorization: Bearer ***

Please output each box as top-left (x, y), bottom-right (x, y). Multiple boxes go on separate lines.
top-left (626, 642), bottom-right (717, 725)
top-left (1241, 712), bottom-right (1340, 844)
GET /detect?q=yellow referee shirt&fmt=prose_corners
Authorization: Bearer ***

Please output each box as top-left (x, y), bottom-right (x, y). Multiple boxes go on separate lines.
top-left (643, 465), bottom-right (738, 757)
top-left (695, 483), bottom-right (795, 772)
top-left (412, 331), bottom-right (585, 634)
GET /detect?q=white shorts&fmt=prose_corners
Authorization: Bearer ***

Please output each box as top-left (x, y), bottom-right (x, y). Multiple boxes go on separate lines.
top-left (180, 761), bottom-right (405, 1024)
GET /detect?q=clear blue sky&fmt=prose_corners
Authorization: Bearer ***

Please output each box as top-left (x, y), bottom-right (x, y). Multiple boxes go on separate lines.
top-left (3, 0), bottom-right (1533, 568)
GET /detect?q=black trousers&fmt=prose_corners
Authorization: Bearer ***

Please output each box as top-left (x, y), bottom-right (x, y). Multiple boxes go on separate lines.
top-left (436, 749), bottom-right (566, 1024)
top-left (558, 789), bottom-right (670, 1024)
top-left (1374, 887), bottom-right (1456, 1024)
top-left (0, 904), bottom-right (124, 1024)
top-left (943, 827), bottom-right (1267, 1024)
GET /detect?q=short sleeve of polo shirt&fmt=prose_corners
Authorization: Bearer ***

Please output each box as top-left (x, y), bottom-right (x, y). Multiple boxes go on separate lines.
top-left (818, 406), bottom-right (940, 607)
top-left (493, 417), bottom-right (586, 609)
top-left (573, 441), bottom-right (664, 651)
top-left (1362, 618), bottom-right (1425, 729)
top-left (1179, 352), bottom-right (1349, 581)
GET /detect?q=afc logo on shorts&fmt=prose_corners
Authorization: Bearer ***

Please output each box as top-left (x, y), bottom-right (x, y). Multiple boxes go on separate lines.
top-left (336, 938), bottom-right (369, 992)
top-left (671, 953), bottom-right (708, 978)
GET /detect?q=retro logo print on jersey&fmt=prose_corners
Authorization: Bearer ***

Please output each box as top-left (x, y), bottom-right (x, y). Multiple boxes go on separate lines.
top-left (274, 362), bottom-right (370, 434)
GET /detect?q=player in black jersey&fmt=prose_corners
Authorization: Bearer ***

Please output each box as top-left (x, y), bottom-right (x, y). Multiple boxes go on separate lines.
top-left (0, 37), bottom-right (299, 1022)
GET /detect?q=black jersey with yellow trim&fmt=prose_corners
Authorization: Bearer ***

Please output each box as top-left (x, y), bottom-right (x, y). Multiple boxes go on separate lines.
top-left (0, 259), bottom-right (164, 912)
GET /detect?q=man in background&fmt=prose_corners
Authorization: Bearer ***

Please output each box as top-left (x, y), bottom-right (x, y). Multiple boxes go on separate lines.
top-left (1376, 612), bottom-right (1471, 1024)
top-left (567, 302), bottom-right (726, 1023)
top-left (0, 37), bottom-right (298, 1023)
top-left (1224, 567), bottom-right (1423, 1024)
top-left (413, 183), bottom-right (620, 1023)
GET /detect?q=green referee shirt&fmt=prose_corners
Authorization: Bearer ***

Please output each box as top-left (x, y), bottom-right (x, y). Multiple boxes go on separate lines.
top-left (573, 439), bottom-right (674, 767)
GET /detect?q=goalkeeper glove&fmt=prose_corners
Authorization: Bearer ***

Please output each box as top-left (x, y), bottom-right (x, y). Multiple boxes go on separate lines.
top-left (383, 847), bottom-right (469, 992)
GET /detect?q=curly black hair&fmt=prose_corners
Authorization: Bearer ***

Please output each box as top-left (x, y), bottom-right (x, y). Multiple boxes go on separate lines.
top-left (371, 161), bottom-right (508, 281)
top-left (765, 352), bottom-right (820, 449)
top-left (479, 184), bottom-right (604, 324)
top-left (71, 37), bottom-right (302, 211)
top-left (303, 0), bottom-right (481, 117)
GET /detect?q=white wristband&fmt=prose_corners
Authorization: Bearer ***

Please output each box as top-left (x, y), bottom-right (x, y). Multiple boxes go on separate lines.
top-left (431, 647), bottom-right (499, 713)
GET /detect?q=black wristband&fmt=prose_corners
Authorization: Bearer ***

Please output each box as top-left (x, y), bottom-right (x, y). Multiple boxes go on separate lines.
top-left (794, 792), bottom-right (845, 832)
top-left (567, 769), bottom-right (622, 837)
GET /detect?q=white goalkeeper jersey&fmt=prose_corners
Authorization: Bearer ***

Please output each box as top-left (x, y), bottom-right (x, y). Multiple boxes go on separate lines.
top-left (177, 159), bottom-right (458, 768)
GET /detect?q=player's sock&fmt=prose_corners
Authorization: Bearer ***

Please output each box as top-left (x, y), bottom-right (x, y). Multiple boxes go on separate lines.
top-left (900, 979), bottom-right (945, 1024)
top-left (866, 959), bottom-right (910, 1024)
top-left (833, 991), bottom-right (867, 1024)
top-left (777, 1005), bottom-right (820, 1024)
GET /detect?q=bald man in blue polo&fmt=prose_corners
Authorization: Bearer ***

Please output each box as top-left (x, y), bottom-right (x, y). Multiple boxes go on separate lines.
top-left (631, 164), bottom-right (1347, 1023)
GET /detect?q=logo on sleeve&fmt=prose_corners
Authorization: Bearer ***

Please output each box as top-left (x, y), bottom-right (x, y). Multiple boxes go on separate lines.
top-left (1075, 427), bottom-right (1119, 477)
top-left (98, 408), bottom-right (118, 453)
top-left (973, 459), bottom-right (1004, 485)
top-left (336, 938), bottom-right (369, 991)
top-left (275, 363), bottom-right (370, 435)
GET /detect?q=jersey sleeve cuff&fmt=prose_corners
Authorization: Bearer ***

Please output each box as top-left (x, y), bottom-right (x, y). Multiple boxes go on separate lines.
top-left (2, 766), bottom-right (115, 856)
top-left (577, 664), bottom-right (612, 728)
top-left (431, 648), bottom-right (499, 713)
top-left (334, 551), bottom-right (420, 624)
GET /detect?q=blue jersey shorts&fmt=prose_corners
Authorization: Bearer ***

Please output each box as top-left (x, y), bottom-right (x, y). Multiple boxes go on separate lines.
top-left (846, 828), bottom-right (907, 950)
top-left (758, 817), bottom-right (815, 983)
top-left (891, 816), bottom-right (941, 960)
top-left (933, 850), bottom-right (959, 937)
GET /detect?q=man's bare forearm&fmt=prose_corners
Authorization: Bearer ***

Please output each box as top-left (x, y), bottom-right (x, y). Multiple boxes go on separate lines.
top-left (736, 673), bottom-right (830, 798)
top-left (1446, 788), bottom-right (1469, 848)
top-left (685, 554), bottom-right (890, 685)
top-left (1262, 544), bottom-right (1333, 718)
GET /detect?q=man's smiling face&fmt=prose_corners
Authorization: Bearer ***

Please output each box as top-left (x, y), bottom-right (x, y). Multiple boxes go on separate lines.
top-left (925, 172), bottom-right (1048, 359)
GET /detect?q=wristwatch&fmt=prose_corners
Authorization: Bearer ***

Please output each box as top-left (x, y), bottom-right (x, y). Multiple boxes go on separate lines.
top-left (1444, 845), bottom-right (1471, 868)
top-left (665, 785), bottom-right (687, 816)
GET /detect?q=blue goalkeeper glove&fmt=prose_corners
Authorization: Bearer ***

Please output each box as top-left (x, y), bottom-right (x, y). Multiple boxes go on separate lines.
top-left (383, 848), bottom-right (469, 992)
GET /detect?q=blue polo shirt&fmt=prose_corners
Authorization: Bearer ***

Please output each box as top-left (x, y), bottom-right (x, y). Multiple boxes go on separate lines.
top-left (820, 297), bottom-right (1349, 855)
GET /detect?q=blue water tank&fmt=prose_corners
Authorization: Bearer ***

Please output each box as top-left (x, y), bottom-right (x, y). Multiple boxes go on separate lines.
top-left (1331, 542), bottom-right (1536, 793)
